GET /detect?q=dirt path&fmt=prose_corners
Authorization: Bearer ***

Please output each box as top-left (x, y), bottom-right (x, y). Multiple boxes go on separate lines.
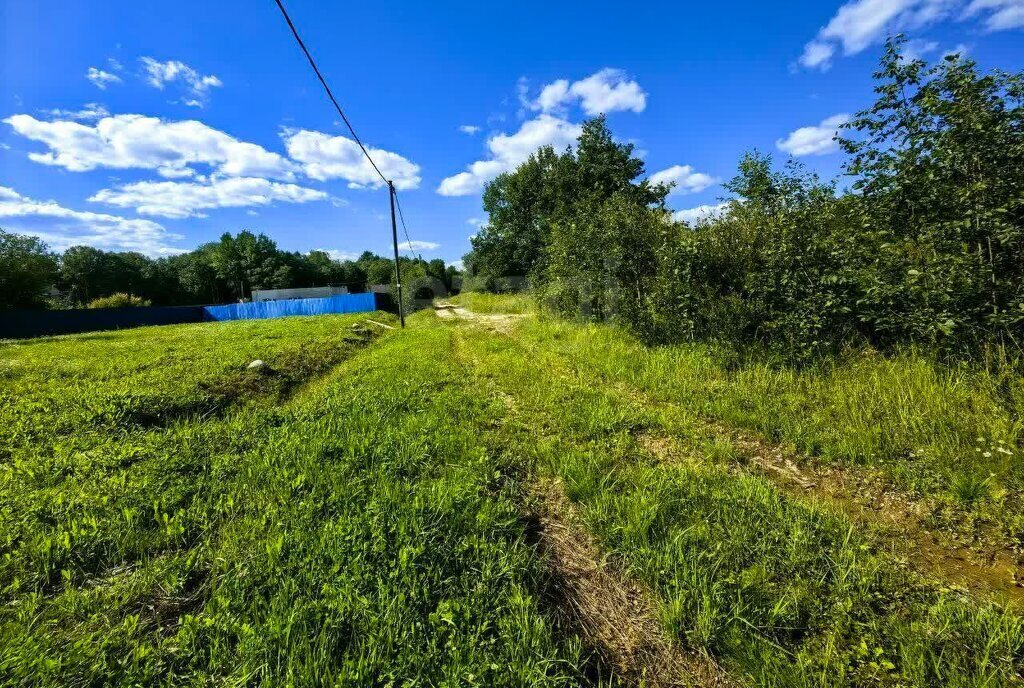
top-left (450, 323), bottom-right (736, 686)
top-left (434, 301), bottom-right (524, 333)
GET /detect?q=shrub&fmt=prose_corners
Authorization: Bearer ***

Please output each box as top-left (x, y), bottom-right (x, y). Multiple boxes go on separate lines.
top-left (87, 293), bottom-right (152, 309)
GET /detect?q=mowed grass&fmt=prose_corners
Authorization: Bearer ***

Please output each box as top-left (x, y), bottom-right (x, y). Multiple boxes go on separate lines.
top-left (0, 315), bottom-right (599, 686)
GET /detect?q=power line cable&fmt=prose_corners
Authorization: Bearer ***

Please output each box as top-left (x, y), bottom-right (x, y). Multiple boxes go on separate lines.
top-left (392, 190), bottom-right (424, 263)
top-left (272, 0), bottom-right (388, 186)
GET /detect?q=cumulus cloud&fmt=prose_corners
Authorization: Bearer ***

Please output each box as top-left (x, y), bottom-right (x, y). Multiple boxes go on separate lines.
top-left (672, 202), bottom-right (729, 225)
top-left (89, 177), bottom-right (327, 219)
top-left (649, 165), bottom-right (720, 194)
top-left (0, 185), bottom-right (183, 255)
top-left (459, 125), bottom-right (482, 135)
top-left (531, 69), bottom-right (647, 115)
top-left (963, 0), bottom-right (1024, 30)
top-left (283, 129), bottom-right (421, 190)
top-left (140, 58), bottom-right (223, 105)
top-left (4, 113), bottom-right (298, 180)
top-left (776, 114), bottom-right (850, 156)
top-left (437, 114), bottom-right (582, 196)
top-left (901, 38), bottom-right (940, 60)
top-left (798, 0), bottom-right (1023, 70)
top-left (86, 67), bottom-right (122, 89)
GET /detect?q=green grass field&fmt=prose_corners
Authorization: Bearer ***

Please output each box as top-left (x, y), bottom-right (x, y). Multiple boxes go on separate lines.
top-left (2, 302), bottom-right (1022, 686)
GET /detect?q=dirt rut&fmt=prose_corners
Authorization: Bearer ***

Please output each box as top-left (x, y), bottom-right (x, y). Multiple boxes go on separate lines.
top-left (530, 478), bottom-right (738, 688)
top-left (636, 419), bottom-right (1024, 606)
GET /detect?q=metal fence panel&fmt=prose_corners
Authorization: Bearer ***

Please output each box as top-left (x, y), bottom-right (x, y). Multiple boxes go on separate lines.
top-left (202, 292), bottom-right (379, 322)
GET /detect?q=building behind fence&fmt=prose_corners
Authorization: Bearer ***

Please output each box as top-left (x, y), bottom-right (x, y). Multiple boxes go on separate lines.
top-left (252, 286), bottom-right (349, 302)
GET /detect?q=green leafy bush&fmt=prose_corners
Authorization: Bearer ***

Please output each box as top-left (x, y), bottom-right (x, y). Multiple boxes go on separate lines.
top-left (87, 292), bottom-right (152, 308)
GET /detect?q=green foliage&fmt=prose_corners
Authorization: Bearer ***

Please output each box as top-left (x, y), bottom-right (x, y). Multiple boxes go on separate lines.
top-left (466, 116), bottom-right (667, 285)
top-left (0, 228), bottom-right (59, 310)
top-left (87, 292), bottom-right (152, 309)
top-left (2, 228), bottom-right (459, 310)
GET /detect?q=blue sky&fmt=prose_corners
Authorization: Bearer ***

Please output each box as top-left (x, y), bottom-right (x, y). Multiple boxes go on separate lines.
top-left (1, 0), bottom-right (1022, 265)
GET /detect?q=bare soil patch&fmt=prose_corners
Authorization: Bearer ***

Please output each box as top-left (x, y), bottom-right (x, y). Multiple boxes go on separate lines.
top-left (434, 302), bottom-right (525, 333)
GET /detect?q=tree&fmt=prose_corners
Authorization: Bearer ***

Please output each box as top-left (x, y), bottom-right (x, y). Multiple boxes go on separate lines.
top-left (208, 231), bottom-right (289, 300)
top-left (60, 246), bottom-right (111, 305)
top-left (0, 229), bottom-right (59, 310)
top-left (839, 36), bottom-right (1024, 346)
top-left (468, 115), bottom-right (668, 287)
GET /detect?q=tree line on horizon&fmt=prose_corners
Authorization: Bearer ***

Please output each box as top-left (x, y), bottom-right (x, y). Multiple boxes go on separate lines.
top-left (463, 37), bottom-right (1024, 359)
top-left (0, 228), bottom-right (460, 310)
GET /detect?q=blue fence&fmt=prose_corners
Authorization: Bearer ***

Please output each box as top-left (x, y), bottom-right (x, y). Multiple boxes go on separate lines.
top-left (1, 293), bottom-right (384, 339)
top-left (203, 292), bottom-right (380, 322)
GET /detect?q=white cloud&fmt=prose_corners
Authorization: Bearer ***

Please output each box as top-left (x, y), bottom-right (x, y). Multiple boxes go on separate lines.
top-left (963, 0), bottom-right (1024, 30)
top-left (43, 103), bottom-right (110, 121)
top-left (400, 240), bottom-right (440, 252)
top-left (282, 129), bottom-right (421, 190)
top-left (86, 67), bottom-right (122, 89)
top-left (799, 0), bottom-right (958, 70)
top-left (467, 217), bottom-right (486, 227)
top-left (799, 0), bottom-right (1024, 69)
top-left (531, 69), bottom-right (647, 115)
top-left (901, 38), bottom-right (940, 60)
top-left (0, 185), bottom-right (183, 255)
top-left (799, 41), bottom-right (837, 70)
top-left (535, 79), bottom-right (572, 113)
top-left (777, 114), bottom-right (850, 156)
top-left (140, 58), bottom-right (223, 105)
top-left (459, 125), bottom-right (482, 135)
top-left (649, 165), bottom-right (720, 194)
top-left (4, 113), bottom-right (298, 180)
top-left (944, 42), bottom-right (972, 58)
top-left (89, 177), bottom-right (327, 219)
top-left (672, 202), bottom-right (729, 225)
top-left (316, 248), bottom-right (359, 261)
top-left (437, 114), bottom-right (582, 196)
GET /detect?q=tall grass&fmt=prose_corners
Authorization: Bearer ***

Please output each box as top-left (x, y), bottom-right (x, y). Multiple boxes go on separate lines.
top-left (453, 312), bottom-right (1024, 687)
top-left (453, 291), bottom-right (536, 315)
top-left (463, 295), bottom-right (1024, 542)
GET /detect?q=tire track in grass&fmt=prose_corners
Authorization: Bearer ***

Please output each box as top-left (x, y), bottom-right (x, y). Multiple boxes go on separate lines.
top-left (490, 309), bottom-right (1024, 606)
top-left (447, 306), bottom-right (1024, 686)
top-left (450, 325), bottom-right (737, 687)
top-left (621, 383), bottom-right (1024, 606)
top-left (528, 478), bottom-right (738, 688)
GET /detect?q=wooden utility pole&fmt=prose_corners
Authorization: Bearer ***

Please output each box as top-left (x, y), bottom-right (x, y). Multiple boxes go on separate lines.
top-left (388, 180), bottom-right (405, 328)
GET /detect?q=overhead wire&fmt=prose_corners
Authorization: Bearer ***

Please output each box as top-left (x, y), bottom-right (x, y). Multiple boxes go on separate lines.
top-left (272, 0), bottom-right (427, 326)
top-left (272, 0), bottom-right (389, 186)
top-left (392, 190), bottom-right (424, 263)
